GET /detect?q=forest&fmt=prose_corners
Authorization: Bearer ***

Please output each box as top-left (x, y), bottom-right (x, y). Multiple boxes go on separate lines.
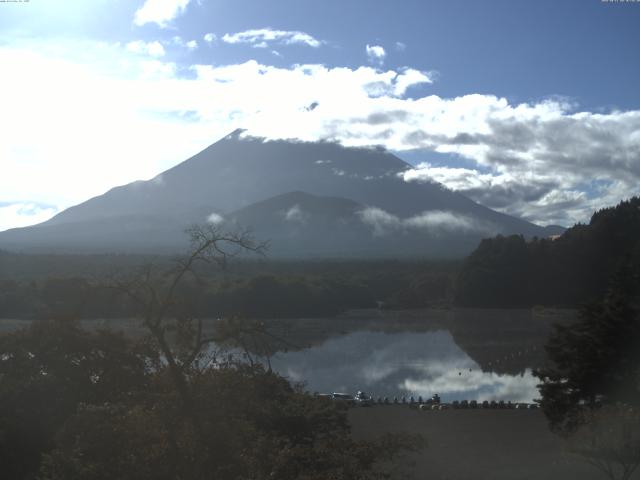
top-left (455, 197), bottom-right (640, 308)
top-left (0, 256), bottom-right (457, 320)
top-left (2, 198), bottom-right (640, 321)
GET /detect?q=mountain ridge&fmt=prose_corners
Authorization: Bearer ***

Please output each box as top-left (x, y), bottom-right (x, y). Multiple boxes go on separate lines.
top-left (0, 132), bottom-right (564, 257)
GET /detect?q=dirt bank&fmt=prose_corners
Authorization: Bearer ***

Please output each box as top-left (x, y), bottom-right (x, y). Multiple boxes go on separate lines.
top-left (349, 406), bottom-right (626, 480)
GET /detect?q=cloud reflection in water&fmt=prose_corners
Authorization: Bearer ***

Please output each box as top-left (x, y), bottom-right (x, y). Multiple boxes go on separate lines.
top-left (268, 330), bottom-right (539, 402)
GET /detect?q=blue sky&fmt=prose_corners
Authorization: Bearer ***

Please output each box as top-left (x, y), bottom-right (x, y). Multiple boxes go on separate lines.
top-left (1, 0), bottom-right (639, 230)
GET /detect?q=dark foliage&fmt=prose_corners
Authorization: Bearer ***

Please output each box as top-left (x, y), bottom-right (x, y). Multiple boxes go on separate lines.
top-left (0, 320), bottom-right (150, 479)
top-left (0, 261), bottom-right (457, 320)
top-left (534, 263), bottom-right (640, 434)
top-left (0, 320), bottom-right (419, 480)
top-left (456, 197), bottom-right (640, 308)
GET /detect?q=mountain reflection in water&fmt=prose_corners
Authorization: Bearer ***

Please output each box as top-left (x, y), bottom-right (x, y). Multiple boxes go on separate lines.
top-left (266, 329), bottom-right (540, 403)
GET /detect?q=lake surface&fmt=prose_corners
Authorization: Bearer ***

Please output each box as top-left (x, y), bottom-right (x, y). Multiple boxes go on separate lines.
top-left (2, 308), bottom-right (574, 403)
top-left (233, 308), bottom-right (573, 403)
top-left (265, 328), bottom-right (540, 402)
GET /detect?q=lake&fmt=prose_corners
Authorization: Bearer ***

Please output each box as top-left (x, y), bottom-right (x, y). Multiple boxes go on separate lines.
top-left (228, 308), bottom-right (576, 403)
top-left (1, 308), bottom-right (575, 403)
top-left (265, 329), bottom-right (537, 402)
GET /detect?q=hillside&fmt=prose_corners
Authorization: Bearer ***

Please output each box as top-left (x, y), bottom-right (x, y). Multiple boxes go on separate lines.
top-left (0, 131), bottom-right (562, 258)
top-left (455, 197), bottom-right (640, 307)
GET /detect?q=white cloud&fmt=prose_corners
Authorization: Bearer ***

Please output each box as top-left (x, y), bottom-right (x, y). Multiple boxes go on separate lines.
top-left (203, 32), bottom-right (217, 44)
top-left (0, 41), bottom-right (219, 222)
top-left (404, 210), bottom-right (492, 233)
top-left (403, 368), bottom-right (540, 403)
top-left (396, 102), bottom-right (640, 225)
top-left (284, 205), bottom-right (307, 223)
top-left (401, 163), bottom-right (570, 223)
top-left (395, 41), bottom-right (407, 52)
top-left (134, 0), bottom-right (192, 28)
top-left (222, 28), bottom-right (324, 48)
top-left (0, 203), bottom-right (59, 232)
top-left (366, 44), bottom-right (386, 65)
top-left (125, 40), bottom-right (166, 57)
top-left (170, 36), bottom-right (198, 51)
top-left (207, 212), bottom-right (224, 225)
top-left (357, 207), bottom-right (400, 235)
top-left (357, 207), bottom-right (495, 236)
top-left (1, 38), bottom-right (638, 230)
top-left (393, 68), bottom-right (433, 96)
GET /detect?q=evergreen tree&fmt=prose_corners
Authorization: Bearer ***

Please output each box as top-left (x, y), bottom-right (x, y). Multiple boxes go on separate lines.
top-left (456, 197), bottom-right (640, 308)
top-left (535, 261), bottom-right (640, 434)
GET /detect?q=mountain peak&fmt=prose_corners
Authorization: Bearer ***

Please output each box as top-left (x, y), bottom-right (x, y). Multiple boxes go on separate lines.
top-left (0, 133), bottom-right (559, 257)
top-left (224, 128), bottom-right (248, 140)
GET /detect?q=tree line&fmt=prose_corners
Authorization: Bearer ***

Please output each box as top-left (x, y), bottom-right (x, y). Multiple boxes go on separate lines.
top-left (0, 261), bottom-right (457, 320)
top-left (455, 197), bottom-right (640, 308)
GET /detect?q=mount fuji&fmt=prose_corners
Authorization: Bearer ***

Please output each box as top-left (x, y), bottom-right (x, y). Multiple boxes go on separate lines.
top-left (0, 131), bottom-right (563, 258)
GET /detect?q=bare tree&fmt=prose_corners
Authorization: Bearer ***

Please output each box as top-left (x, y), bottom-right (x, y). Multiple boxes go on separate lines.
top-left (211, 315), bottom-right (301, 371)
top-left (113, 224), bottom-right (267, 417)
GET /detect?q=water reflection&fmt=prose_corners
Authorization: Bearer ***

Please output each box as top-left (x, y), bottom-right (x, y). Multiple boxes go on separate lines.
top-left (267, 329), bottom-right (540, 402)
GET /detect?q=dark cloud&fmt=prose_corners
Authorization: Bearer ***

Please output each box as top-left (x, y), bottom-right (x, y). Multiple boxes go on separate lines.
top-left (365, 110), bottom-right (410, 125)
top-left (304, 101), bottom-right (319, 112)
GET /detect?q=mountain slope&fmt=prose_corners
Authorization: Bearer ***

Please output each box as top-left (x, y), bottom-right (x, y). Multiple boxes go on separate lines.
top-left (0, 131), bottom-right (562, 257)
top-left (225, 191), bottom-right (505, 258)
